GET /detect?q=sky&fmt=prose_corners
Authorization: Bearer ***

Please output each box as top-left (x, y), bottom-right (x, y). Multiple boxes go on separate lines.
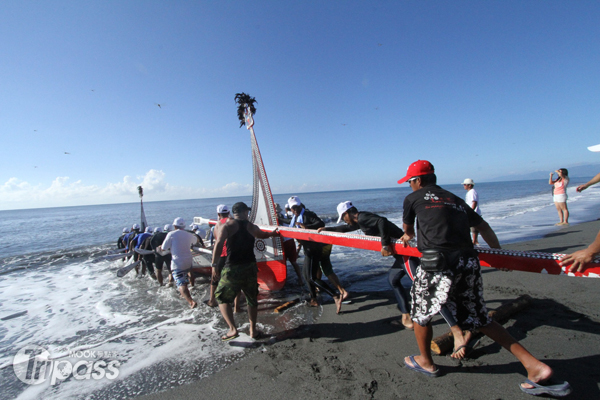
top-left (1, 1), bottom-right (599, 210)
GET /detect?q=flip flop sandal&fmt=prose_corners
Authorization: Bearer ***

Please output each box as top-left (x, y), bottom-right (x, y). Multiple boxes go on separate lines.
top-left (221, 333), bottom-right (239, 342)
top-left (403, 355), bottom-right (440, 378)
top-left (519, 379), bottom-right (571, 397)
top-left (451, 337), bottom-right (481, 359)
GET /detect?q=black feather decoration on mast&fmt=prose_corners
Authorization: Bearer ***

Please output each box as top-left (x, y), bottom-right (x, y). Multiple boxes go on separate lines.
top-left (137, 186), bottom-right (148, 231)
top-left (235, 92), bottom-right (257, 128)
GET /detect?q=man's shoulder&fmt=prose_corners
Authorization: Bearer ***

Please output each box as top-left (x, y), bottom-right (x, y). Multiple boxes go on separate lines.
top-left (223, 218), bottom-right (245, 232)
top-left (358, 211), bottom-right (383, 221)
top-left (359, 210), bottom-right (378, 217)
top-left (407, 185), bottom-right (456, 202)
top-left (430, 185), bottom-right (458, 197)
top-left (224, 218), bottom-right (242, 228)
top-left (303, 209), bottom-right (321, 219)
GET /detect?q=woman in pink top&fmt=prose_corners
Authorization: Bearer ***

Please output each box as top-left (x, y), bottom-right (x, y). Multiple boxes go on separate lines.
top-left (549, 168), bottom-right (570, 225)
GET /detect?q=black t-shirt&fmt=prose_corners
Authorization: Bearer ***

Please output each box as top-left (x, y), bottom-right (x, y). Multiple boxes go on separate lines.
top-left (141, 236), bottom-right (153, 250)
top-left (403, 185), bottom-right (483, 251)
top-left (150, 232), bottom-right (168, 250)
top-left (117, 234), bottom-right (126, 249)
top-left (295, 208), bottom-right (325, 249)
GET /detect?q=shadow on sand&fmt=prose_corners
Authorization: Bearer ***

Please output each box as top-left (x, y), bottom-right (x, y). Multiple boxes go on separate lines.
top-left (266, 293), bottom-right (600, 398)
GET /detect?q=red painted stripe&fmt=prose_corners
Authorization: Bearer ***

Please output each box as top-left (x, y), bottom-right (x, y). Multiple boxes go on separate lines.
top-left (267, 226), bottom-right (600, 278)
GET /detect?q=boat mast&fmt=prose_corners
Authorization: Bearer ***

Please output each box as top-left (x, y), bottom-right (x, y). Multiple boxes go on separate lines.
top-left (137, 186), bottom-right (148, 231)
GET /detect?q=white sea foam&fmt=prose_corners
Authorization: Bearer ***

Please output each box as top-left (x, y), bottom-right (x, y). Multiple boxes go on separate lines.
top-left (0, 251), bottom-right (313, 399)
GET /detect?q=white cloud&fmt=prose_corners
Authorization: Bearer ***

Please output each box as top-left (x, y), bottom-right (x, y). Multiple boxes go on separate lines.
top-left (0, 170), bottom-right (252, 210)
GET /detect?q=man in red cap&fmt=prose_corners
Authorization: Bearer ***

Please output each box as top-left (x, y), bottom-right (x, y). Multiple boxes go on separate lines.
top-left (397, 160), bottom-right (570, 397)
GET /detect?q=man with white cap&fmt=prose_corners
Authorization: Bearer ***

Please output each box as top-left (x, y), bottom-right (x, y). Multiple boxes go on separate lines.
top-left (126, 223), bottom-right (145, 264)
top-left (136, 227), bottom-right (157, 279)
top-left (117, 228), bottom-right (129, 250)
top-left (462, 178), bottom-right (482, 245)
top-left (123, 223), bottom-right (141, 256)
top-left (319, 201), bottom-right (416, 329)
top-left (284, 204), bottom-right (293, 218)
top-left (150, 224), bottom-right (173, 286)
top-left (276, 205), bottom-right (304, 288)
top-left (211, 202), bottom-right (279, 341)
top-left (397, 160), bottom-right (570, 397)
top-left (319, 201), bottom-right (471, 348)
top-left (288, 195), bottom-right (346, 313)
top-left (133, 226), bottom-right (154, 276)
top-left (159, 218), bottom-right (199, 308)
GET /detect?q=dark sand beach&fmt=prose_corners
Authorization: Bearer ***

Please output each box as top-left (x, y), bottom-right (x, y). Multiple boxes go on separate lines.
top-left (139, 221), bottom-right (600, 399)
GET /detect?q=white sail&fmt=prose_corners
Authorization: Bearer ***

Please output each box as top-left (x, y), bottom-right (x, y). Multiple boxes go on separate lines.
top-left (244, 105), bottom-right (286, 290)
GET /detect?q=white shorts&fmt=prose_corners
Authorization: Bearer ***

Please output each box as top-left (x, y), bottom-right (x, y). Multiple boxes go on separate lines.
top-left (554, 194), bottom-right (567, 203)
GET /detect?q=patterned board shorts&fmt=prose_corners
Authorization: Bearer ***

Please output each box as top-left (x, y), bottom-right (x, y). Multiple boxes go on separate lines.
top-left (172, 269), bottom-right (190, 287)
top-left (215, 262), bottom-right (259, 307)
top-left (211, 258), bottom-right (226, 286)
top-left (410, 252), bottom-right (491, 330)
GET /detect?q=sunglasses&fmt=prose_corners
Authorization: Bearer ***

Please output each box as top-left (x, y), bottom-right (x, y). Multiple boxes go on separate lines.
top-left (408, 177), bottom-right (419, 183)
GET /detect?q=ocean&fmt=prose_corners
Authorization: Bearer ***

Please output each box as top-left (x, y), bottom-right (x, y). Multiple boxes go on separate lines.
top-left (1, 178), bottom-right (600, 399)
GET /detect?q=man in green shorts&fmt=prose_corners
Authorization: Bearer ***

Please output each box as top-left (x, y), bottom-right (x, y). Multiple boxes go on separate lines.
top-left (211, 202), bottom-right (279, 341)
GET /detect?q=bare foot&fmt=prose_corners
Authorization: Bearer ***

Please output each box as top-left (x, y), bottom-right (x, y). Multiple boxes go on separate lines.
top-left (450, 328), bottom-right (471, 360)
top-left (334, 296), bottom-right (343, 314)
top-left (341, 290), bottom-right (349, 301)
top-left (190, 301), bottom-right (197, 309)
top-left (206, 300), bottom-right (217, 307)
top-left (250, 330), bottom-right (266, 340)
top-left (402, 313), bottom-right (414, 330)
top-left (309, 298), bottom-right (319, 307)
top-left (521, 362), bottom-right (554, 389)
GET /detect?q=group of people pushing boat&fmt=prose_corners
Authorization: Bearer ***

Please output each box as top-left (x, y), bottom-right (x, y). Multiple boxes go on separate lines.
top-left (113, 159), bottom-right (572, 396)
top-left (117, 218), bottom-right (206, 306)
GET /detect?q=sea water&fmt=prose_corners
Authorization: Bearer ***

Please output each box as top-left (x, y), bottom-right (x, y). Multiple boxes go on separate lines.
top-left (1, 179), bottom-right (599, 399)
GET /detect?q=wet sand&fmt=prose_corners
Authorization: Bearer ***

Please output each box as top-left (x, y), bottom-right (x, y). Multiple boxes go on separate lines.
top-left (139, 221), bottom-right (600, 399)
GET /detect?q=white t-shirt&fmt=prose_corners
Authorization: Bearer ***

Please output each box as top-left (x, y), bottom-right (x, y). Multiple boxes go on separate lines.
top-left (161, 229), bottom-right (198, 271)
top-left (465, 189), bottom-right (482, 215)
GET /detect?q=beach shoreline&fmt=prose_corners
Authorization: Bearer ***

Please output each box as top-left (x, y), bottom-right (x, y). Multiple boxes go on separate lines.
top-left (137, 220), bottom-right (600, 400)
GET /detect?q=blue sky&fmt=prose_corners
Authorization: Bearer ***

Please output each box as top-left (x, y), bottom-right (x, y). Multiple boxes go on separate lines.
top-left (1, 1), bottom-right (599, 210)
